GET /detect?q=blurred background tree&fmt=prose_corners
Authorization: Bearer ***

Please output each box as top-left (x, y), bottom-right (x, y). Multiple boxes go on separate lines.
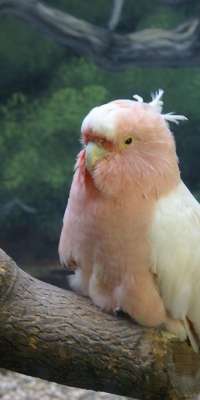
top-left (0, 0), bottom-right (200, 267)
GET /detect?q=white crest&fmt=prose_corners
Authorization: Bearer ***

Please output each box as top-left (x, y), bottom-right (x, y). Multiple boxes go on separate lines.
top-left (133, 89), bottom-right (188, 124)
top-left (149, 89), bottom-right (164, 113)
top-left (132, 94), bottom-right (143, 103)
top-left (163, 112), bottom-right (188, 125)
top-left (149, 89), bottom-right (188, 124)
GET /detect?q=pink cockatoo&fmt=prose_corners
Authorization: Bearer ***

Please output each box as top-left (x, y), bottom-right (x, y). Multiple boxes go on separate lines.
top-left (59, 90), bottom-right (200, 351)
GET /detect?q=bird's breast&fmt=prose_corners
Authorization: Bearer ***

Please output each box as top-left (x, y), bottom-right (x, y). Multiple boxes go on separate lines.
top-left (64, 169), bottom-right (156, 280)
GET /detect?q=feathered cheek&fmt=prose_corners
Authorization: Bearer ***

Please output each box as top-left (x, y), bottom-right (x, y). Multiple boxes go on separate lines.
top-left (92, 156), bottom-right (124, 197)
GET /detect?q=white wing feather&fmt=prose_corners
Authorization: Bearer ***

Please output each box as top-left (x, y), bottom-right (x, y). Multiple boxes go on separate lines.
top-left (150, 181), bottom-right (200, 348)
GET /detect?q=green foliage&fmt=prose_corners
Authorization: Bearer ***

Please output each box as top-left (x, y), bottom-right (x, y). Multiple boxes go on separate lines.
top-left (137, 6), bottom-right (185, 30)
top-left (52, 58), bottom-right (200, 122)
top-left (0, 80), bottom-right (108, 242)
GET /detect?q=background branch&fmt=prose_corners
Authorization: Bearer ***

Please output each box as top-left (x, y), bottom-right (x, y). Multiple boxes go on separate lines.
top-left (0, 249), bottom-right (200, 399)
top-left (0, 0), bottom-right (199, 68)
top-left (107, 0), bottom-right (124, 31)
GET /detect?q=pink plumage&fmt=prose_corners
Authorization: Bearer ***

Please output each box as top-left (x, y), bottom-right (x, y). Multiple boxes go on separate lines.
top-left (59, 92), bottom-right (198, 348)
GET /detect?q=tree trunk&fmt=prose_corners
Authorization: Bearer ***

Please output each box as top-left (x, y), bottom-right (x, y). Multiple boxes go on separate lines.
top-left (0, 249), bottom-right (200, 400)
top-left (0, 0), bottom-right (199, 69)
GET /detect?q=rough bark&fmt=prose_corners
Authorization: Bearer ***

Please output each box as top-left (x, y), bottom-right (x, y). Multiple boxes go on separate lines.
top-left (0, 0), bottom-right (199, 69)
top-left (0, 249), bottom-right (200, 399)
top-left (0, 368), bottom-right (132, 400)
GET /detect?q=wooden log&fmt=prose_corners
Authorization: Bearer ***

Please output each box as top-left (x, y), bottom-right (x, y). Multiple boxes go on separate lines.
top-left (0, 248), bottom-right (200, 400)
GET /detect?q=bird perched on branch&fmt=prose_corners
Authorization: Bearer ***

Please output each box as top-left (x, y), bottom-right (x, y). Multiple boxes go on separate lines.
top-left (59, 90), bottom-right (200, 352)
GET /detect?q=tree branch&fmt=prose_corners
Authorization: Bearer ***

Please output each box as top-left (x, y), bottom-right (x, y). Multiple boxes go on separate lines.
top-left (0, 198), bottom-right (37, 217)
top-left (107, 0), bottom-right (124, 31)
top-left (0, 0), bottom-right (200, 68)
top-left (0, 248), bottom-right (200, 400)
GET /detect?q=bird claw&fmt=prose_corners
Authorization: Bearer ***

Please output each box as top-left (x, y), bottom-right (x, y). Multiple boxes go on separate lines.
top-left (165, 318), bottom-right (187, 341)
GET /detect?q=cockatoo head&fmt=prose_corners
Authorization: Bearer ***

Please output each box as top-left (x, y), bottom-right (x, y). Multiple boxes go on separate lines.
top-left (80, 90), bottom-right (187, 197)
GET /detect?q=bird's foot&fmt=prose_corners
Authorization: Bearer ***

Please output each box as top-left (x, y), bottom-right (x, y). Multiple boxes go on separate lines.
top-left (165, 317), bottom-right (187, 341)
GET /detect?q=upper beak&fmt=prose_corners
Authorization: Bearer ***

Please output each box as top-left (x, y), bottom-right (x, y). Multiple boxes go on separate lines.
top-left (85, 142), bottom-right (109, 171)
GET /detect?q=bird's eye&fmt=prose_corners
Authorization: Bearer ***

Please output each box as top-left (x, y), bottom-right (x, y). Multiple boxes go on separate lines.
top-left (124, 137), bottom-right (133, 145)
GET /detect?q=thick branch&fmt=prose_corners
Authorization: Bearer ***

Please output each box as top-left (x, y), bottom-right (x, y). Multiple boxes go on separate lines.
top-left (0, 249), bottom-right (200, 399)
top-left (0, 0), bottom-right (199, 68)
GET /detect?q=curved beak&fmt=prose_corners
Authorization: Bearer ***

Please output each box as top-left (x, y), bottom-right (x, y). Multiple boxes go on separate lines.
top-left (85, 142), bottom-right (109, 171)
